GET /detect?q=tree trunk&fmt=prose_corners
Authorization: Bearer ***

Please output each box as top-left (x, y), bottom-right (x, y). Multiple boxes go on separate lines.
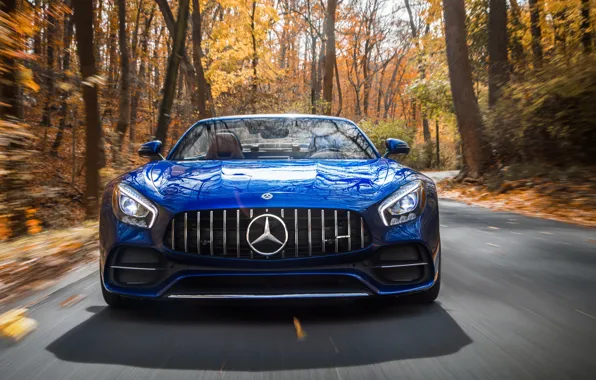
top-left (130, 5), bottom-right (156, 152)
top-left (1, 0), bottom-right (31, 238)
top-left (509, 0), bottom-right (525, 71)
top-left (528, 0), bottom-right (543, 69)
top-left (50, 5), bottom-right (75, 156)
top-left (108, 2), bottom-right (118, 87)
top-left (41, 7), bottom-right (56, 150)
top-left (553, 6), bottom-right (568, 57)
top-left (376, 66), bottom-right (386, 117)
top-left (155, 0), bottom-right (197, 106)
top-left (154, 0), bottom-right (190, 145)
top-left (93, 0), bottom-right (103, 71)
top-left (405, 0), bottom-right (430, 142)
top-left (488, 0), bottom-right (508, 107)
top-left (322, 0), bottom-right (337, 115)
top-left (362, 49), bottom-right (370, 117)
top-left (115, 0), bottom-right (131, 162)
top-left (310, 34), bottom-right (317, 114)
top-left (131, 0), bottom-right (144, 60)
top-left (73, 0), bottom-right (103, 218)
top-left (249, 0), bottom-right (258, 113)
top-left (435, 120), bottom-right (440, 168)
top-left (316, 36), bottom-right (325, 110)
top-left (33, 0), bottom-right (42, 57)
top-left (334, 59), bottom-right (342, 116)
top-left (192, 0), bottom-right (213, 119)
top-left (581, 0), bottom-right (593, 54)
top-left (442, 0), bottom-right (490, 177)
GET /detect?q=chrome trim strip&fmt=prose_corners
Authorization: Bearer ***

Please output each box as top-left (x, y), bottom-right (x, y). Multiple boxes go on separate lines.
top-left (334, 210), bottom-right (338, 253)
top-left (360, 217), bottom-right (364, 248)
top-left (184, 213), bottom-right (188, 253)
top-left (209, 210), bottom-right (214, 255)
top-left (294, 209), bottom-right (298, 257)
top-left (307, 209), bottom-right (312, 256)
top-left (197, 211), bottom-right (201, 254)
top-left (223, 210), bottom-right (227, 255)
top-left (347, 211), bottom-right (351, 251)
top-left (321, 210), bottom-right (325, 253)
top-left (171, 219), bottom-right (175, 250)
top-left (236, 209), bottom-right (240, 258)
top-left (167, 292), bottom-right (370, 299)
top-left (371, 262), bottom-right (429, 269)
top-left (110, 266), bottom-right (160, 271)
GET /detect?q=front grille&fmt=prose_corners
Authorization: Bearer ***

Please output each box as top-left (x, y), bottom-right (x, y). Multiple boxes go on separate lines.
top-left (164, 208), bottom-right (372, 259)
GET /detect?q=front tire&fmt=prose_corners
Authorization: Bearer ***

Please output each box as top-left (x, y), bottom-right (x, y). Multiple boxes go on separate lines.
top-left (101, 278), bottom-right (129, 308)
top-left (409, 275), bottom-right (440, 303)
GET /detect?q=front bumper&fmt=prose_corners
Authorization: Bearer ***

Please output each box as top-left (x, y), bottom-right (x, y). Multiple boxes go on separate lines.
top-left (101, 242), bottom-right (440, 299)
top-left (99, 182), bottom-right (441, 299)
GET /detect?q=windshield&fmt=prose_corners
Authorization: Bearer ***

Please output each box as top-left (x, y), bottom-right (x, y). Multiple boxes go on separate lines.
top-left (169, 117), bottom-right (378, 161)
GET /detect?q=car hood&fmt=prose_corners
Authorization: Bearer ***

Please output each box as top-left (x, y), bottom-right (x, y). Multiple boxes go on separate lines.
top-left (123, 159), bottom-right (419, 212)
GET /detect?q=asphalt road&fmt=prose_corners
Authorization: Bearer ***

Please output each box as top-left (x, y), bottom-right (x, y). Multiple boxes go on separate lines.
top-left (1, 199), bottom-right (595, 380)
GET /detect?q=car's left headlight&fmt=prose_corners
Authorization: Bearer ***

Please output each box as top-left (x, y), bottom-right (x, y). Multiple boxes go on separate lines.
top-left (378, 180), bottom-right (426, 226)
top-left (112, 183), bottom-right (158, 228)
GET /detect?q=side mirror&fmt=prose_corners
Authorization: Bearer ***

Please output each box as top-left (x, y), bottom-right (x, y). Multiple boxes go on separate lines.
top-left (384, 138), bottom-right (410, 158)
top-left (138, 140), bottom-right (163, 159)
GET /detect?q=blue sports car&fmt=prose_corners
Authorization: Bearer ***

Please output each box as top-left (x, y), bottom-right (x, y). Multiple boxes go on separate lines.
top-left (99, 115), bottom-right (441, 307)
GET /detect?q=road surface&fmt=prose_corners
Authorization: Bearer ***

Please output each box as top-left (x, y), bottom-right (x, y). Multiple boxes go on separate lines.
top-left (1, 199), bottom-right (595, 379)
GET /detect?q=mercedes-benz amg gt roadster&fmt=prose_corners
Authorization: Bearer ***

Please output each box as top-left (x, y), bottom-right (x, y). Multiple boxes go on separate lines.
top-left (99, 115), bottom-right (441, 307)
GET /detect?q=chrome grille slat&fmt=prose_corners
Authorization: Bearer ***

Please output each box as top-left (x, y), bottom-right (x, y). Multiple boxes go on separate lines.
top-left (236, 210), bottom-right (240, 258)
top-left (321, 210), bottom-right (325, 253)
top-left (184, 213), bottom-right (188, 252)
top-left (347, 211), bottom-right (351, 251)
top-left (166, 208), bottom-right (370, 259)
top-left (209, 211), bottom-right (214, 255)
top-left (281, 209), bottom-right (285, 258)
top-left (197, 211), bottom-right (201, 254)
top-left (171, 219), bottom-right (175, 250)
top-left (334, 210), bottom-right (338, 253)
top-left (308, 209), bottom-right (312, 256)
top-left (223, 210), bottom-right (227, 255)
top-left (360, 217), bottom-right (364, 249)
top-left (294, 209), bottom-right (298, 257)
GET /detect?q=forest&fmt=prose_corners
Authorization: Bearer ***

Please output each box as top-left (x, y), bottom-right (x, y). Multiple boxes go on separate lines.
top-left (0, 0), bottom-right (595, 239)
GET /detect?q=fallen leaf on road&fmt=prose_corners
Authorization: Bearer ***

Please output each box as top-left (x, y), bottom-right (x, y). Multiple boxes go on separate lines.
top-left (293, 317), bottom-right (307, 341)
top-left (0, 308), bottom-right (37, 341)
top-left (60, 294), bottom-right (85, 308)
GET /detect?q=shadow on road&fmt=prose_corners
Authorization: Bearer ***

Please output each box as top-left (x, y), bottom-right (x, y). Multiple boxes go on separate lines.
top-left (47, 299), bottom-right (471, 371)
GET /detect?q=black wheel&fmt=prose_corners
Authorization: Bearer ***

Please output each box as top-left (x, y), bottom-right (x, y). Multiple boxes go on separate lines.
top-left (409, 274), bottom-right (441, 303)
top-left (101, 278), bottom-right (129, 308)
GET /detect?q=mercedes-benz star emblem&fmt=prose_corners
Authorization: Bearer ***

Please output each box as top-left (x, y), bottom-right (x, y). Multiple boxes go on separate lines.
top-left (261, 193), bottom-right (273, 200)
top-left (246, 214), bottom-right (288, 256)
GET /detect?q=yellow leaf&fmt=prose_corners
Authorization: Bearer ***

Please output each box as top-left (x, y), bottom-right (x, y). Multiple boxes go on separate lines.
top-left (293, 317), bottom-right (307, 340)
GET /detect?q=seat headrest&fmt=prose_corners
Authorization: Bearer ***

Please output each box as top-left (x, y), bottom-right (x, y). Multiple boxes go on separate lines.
top-left (205, 132), bottom-right (244, 160)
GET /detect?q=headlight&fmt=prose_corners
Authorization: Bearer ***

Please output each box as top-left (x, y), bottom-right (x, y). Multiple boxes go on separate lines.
top-left (378, 180), bottom-right (426, 226)
top-left (112, 183), bottom-right (158, 228)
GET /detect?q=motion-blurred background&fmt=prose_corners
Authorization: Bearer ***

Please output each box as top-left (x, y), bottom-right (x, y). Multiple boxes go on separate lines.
top-left (0, 0), bottom-right (595, 303)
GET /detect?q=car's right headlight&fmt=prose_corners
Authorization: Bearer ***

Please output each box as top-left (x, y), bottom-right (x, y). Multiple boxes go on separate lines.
top-left (378, 180), bottom-right (426, 226)
top-left (112, 183), bottom-right (158, 228)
